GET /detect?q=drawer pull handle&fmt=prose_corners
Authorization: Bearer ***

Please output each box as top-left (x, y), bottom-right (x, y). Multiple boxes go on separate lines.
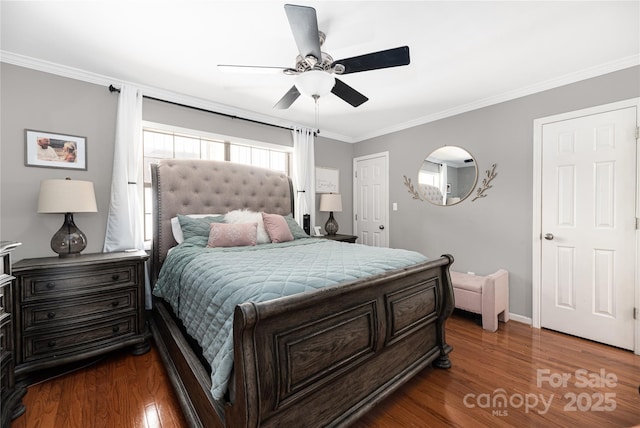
top-left (46, 282), bottom-right (56, 290)
top-left (111, 301), bottom-right (119, 307)
top-left (47, 312), bottom-right (56, 319)
top-left (48, 340), bottom-right (57, 348)
top-left (111, 274), bottom-right (120, 281)
top-left (112, 326), bottom-right (120, 333)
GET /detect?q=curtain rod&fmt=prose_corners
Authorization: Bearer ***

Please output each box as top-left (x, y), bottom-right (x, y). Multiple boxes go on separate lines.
top-left (108, 84), bottom-right (293, 133)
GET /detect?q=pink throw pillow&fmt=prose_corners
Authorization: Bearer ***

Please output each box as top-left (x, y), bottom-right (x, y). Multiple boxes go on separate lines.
top-left (207, 222), bottom-right (257, 247)
top-left (262, 213), bottom-right (294, 243)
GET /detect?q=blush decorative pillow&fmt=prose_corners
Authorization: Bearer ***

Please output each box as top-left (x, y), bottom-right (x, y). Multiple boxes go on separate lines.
top-left (224, 209), bottom-right (270, 244)
top-left (262, 213), bottom-right (294, 243)
top-left (207, 222), bottom-right (257, 248)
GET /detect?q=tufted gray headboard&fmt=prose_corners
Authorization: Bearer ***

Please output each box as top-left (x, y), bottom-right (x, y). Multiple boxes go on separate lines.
top-left (150, 159), bottom-right (294, 284)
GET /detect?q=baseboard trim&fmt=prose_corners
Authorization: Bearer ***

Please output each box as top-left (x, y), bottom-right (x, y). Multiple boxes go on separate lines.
top-left (508, 313), bottom-right (532, 325)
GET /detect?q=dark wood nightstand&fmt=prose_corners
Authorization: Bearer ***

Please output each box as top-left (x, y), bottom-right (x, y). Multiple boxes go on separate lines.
top-left (11, 251), bottom-right (150, 382)
top-left (0, 241), bottom-right (25, 427)
top-left (314, 234), bottom-right (358, 243)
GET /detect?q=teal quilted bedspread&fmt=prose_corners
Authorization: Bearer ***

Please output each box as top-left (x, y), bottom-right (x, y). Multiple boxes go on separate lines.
top-left (153, 237), bottom-right (427, 400)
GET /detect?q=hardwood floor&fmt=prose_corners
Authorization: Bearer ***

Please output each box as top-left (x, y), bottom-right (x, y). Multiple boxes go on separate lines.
top-left (10, 345), bottom-right (187, 428)
top-left (10, 312), bottom-right (640, 427)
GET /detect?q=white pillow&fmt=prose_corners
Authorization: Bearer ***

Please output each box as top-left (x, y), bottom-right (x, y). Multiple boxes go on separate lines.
top-left (171, 214), bottom-right (220, 244)
top-left (224, 209), bottom-right (270, 244)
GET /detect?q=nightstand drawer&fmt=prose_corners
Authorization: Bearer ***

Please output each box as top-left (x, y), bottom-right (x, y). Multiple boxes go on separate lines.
top-left (22, 290), bottom-right (137, 332)
top-left (20, 265), bottom-right (137, 302)
top-left (0, 352), bottom-right (12, 393)
top-left (22, 315), bottom-right (137, 362)
top-left (0, 312), bottom-right (13, 352)
top-left (0, 328), bottom-right (5, 353)
top-left (0, 281), bottom-right (8, 315)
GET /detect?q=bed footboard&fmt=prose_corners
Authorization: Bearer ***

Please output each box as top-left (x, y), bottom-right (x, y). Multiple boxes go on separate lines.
top-left (151, 299), bottom-right (224, 427)
top-left (226, 254), bottom-right (454, 427)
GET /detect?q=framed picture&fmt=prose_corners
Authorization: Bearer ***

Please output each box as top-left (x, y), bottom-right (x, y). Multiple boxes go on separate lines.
top-left (25, 129), bottom-right (87, 170)
top-left (315, 167), bottom-right (339, 193)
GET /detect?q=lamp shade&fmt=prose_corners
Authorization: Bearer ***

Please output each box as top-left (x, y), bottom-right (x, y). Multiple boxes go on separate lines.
top-left (319, 193), bottom-right (342, 212)
top-left (38, 179), bottom-right (97, 258)
top-left (38, 179), bottom-right (97, 213)
top-left (295, 70), bottom-right (336, 98)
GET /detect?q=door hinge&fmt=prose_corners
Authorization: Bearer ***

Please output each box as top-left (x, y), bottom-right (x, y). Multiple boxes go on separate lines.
top-left (636, 217), bottom-right (640, 230)
top-left (355, 214), bottom-right (358, 221)
top-left (636, 126), bottom-right (639, 140)
top-left (634, 307), bottom-right (637, 320)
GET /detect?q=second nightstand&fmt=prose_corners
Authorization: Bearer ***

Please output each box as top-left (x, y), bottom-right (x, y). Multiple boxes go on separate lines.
top-left (314, 234), bottom-right (358, 243)
top-left (0, 241), bottom-right (25, 428)
top-left (12, 251), bottom-right (150, 379)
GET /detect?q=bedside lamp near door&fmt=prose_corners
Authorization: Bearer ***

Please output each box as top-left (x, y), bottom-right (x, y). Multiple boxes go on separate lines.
top-left (319, 193), bottom-right (342, 236)
top-left (37, 178), bottom-right (97, 258)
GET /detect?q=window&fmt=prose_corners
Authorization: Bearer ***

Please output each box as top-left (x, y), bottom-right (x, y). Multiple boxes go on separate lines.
top-left (142, 124), bottom-right (291, 241)
top-left (418, 170), bottom-right (440, 188)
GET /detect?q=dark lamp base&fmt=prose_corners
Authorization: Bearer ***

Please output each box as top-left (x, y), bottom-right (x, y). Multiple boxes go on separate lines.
top-left (324, 211), bottom-right (339, 236)
top-left (51, 213), bottom-right (87, 258)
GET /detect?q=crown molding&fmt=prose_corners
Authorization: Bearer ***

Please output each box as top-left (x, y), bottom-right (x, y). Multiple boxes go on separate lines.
top-left (3, 50), bottom-right (637, 145)
top-left (354, 54), bottom-right (640, 143)
top-left (0, 50), bottom-right (334, 139)
top-left (1, 50), bottom-right (114, 87)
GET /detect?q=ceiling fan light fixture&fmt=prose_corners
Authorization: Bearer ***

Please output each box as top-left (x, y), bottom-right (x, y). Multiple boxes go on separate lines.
top-left (294, 70), bottom-right (335, 98)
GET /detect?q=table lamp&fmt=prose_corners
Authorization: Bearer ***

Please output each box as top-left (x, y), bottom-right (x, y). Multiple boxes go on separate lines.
top-left (37, 178), bottom-right (97, 257)
top-left (319, 193), bottom-right (342, 235)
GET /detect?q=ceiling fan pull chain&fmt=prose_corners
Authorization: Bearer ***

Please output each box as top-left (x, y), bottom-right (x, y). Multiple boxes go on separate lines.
top-left (314, 94), bottom-right (320, 134)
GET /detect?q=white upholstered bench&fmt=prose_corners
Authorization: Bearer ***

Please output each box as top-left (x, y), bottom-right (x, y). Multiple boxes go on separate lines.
top-left (450, 269), bottom-right (509, 332)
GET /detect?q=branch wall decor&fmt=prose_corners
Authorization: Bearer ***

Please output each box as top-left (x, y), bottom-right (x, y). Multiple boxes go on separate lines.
top-left (403, 175), bottom-right (424, 201)
top-left (471, 163), bottom-right (497, 202)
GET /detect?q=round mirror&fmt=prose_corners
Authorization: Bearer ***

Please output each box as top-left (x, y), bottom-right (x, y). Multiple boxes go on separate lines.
top-left (418, 146), bottom-right (478, 205)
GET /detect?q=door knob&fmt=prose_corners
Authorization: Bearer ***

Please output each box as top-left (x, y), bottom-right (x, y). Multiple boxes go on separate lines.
top-left (544, 233), bottom-right (554, 240)
top-left (379, 225), bottom-right (385, 230)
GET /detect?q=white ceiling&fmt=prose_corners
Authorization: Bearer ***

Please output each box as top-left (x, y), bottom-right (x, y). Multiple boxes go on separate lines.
top-left (1, 1), bottom-right (638, 143)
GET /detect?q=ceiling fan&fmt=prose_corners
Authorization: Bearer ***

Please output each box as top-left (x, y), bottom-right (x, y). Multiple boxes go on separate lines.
top-left (218, 4), bottom-right (410, 109)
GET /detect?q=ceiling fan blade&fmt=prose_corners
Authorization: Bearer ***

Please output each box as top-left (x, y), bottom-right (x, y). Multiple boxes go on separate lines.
top-left (331, 78), bottom-right (368, 107)
top-left (333, 46), bottom-right (410, 75)
top-left (284, 4), bottom-right (322, 61)
top-left (218, 64), bottom-right (292, 75)
top-left (274, 85), bottom-right (301, 109)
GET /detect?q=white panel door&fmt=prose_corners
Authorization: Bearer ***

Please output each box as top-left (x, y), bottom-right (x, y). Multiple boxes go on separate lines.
top-left (354, 153), bottom-right (388, 247)
top-left (541, 106), bottom-right (637, 350)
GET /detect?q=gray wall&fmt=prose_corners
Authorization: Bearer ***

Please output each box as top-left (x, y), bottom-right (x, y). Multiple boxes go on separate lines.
top-left (143, 97), bottom-right (293, 148)
top-left (0, 63), bottom-right (352, 261)
top-left (2, 62), bottom-right (638, 319)
top-left (354, 66), bottom-right (640, 318)
top-left (314, 135), bottom-right (354, 235)
top-left (1, 64), bottom-right (118, 261)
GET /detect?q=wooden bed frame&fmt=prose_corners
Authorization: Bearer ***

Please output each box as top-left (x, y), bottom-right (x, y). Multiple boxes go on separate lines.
top-left (149, 159), bottom-right (455, 427)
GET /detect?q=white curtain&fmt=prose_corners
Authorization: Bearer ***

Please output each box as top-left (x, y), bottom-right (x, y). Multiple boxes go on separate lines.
top-left (439, 162), bottom-right (448, 204)
top-left (292, 127), bottom-right (315, 232)
top-left (103, 85), bottom-right (151, 307)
